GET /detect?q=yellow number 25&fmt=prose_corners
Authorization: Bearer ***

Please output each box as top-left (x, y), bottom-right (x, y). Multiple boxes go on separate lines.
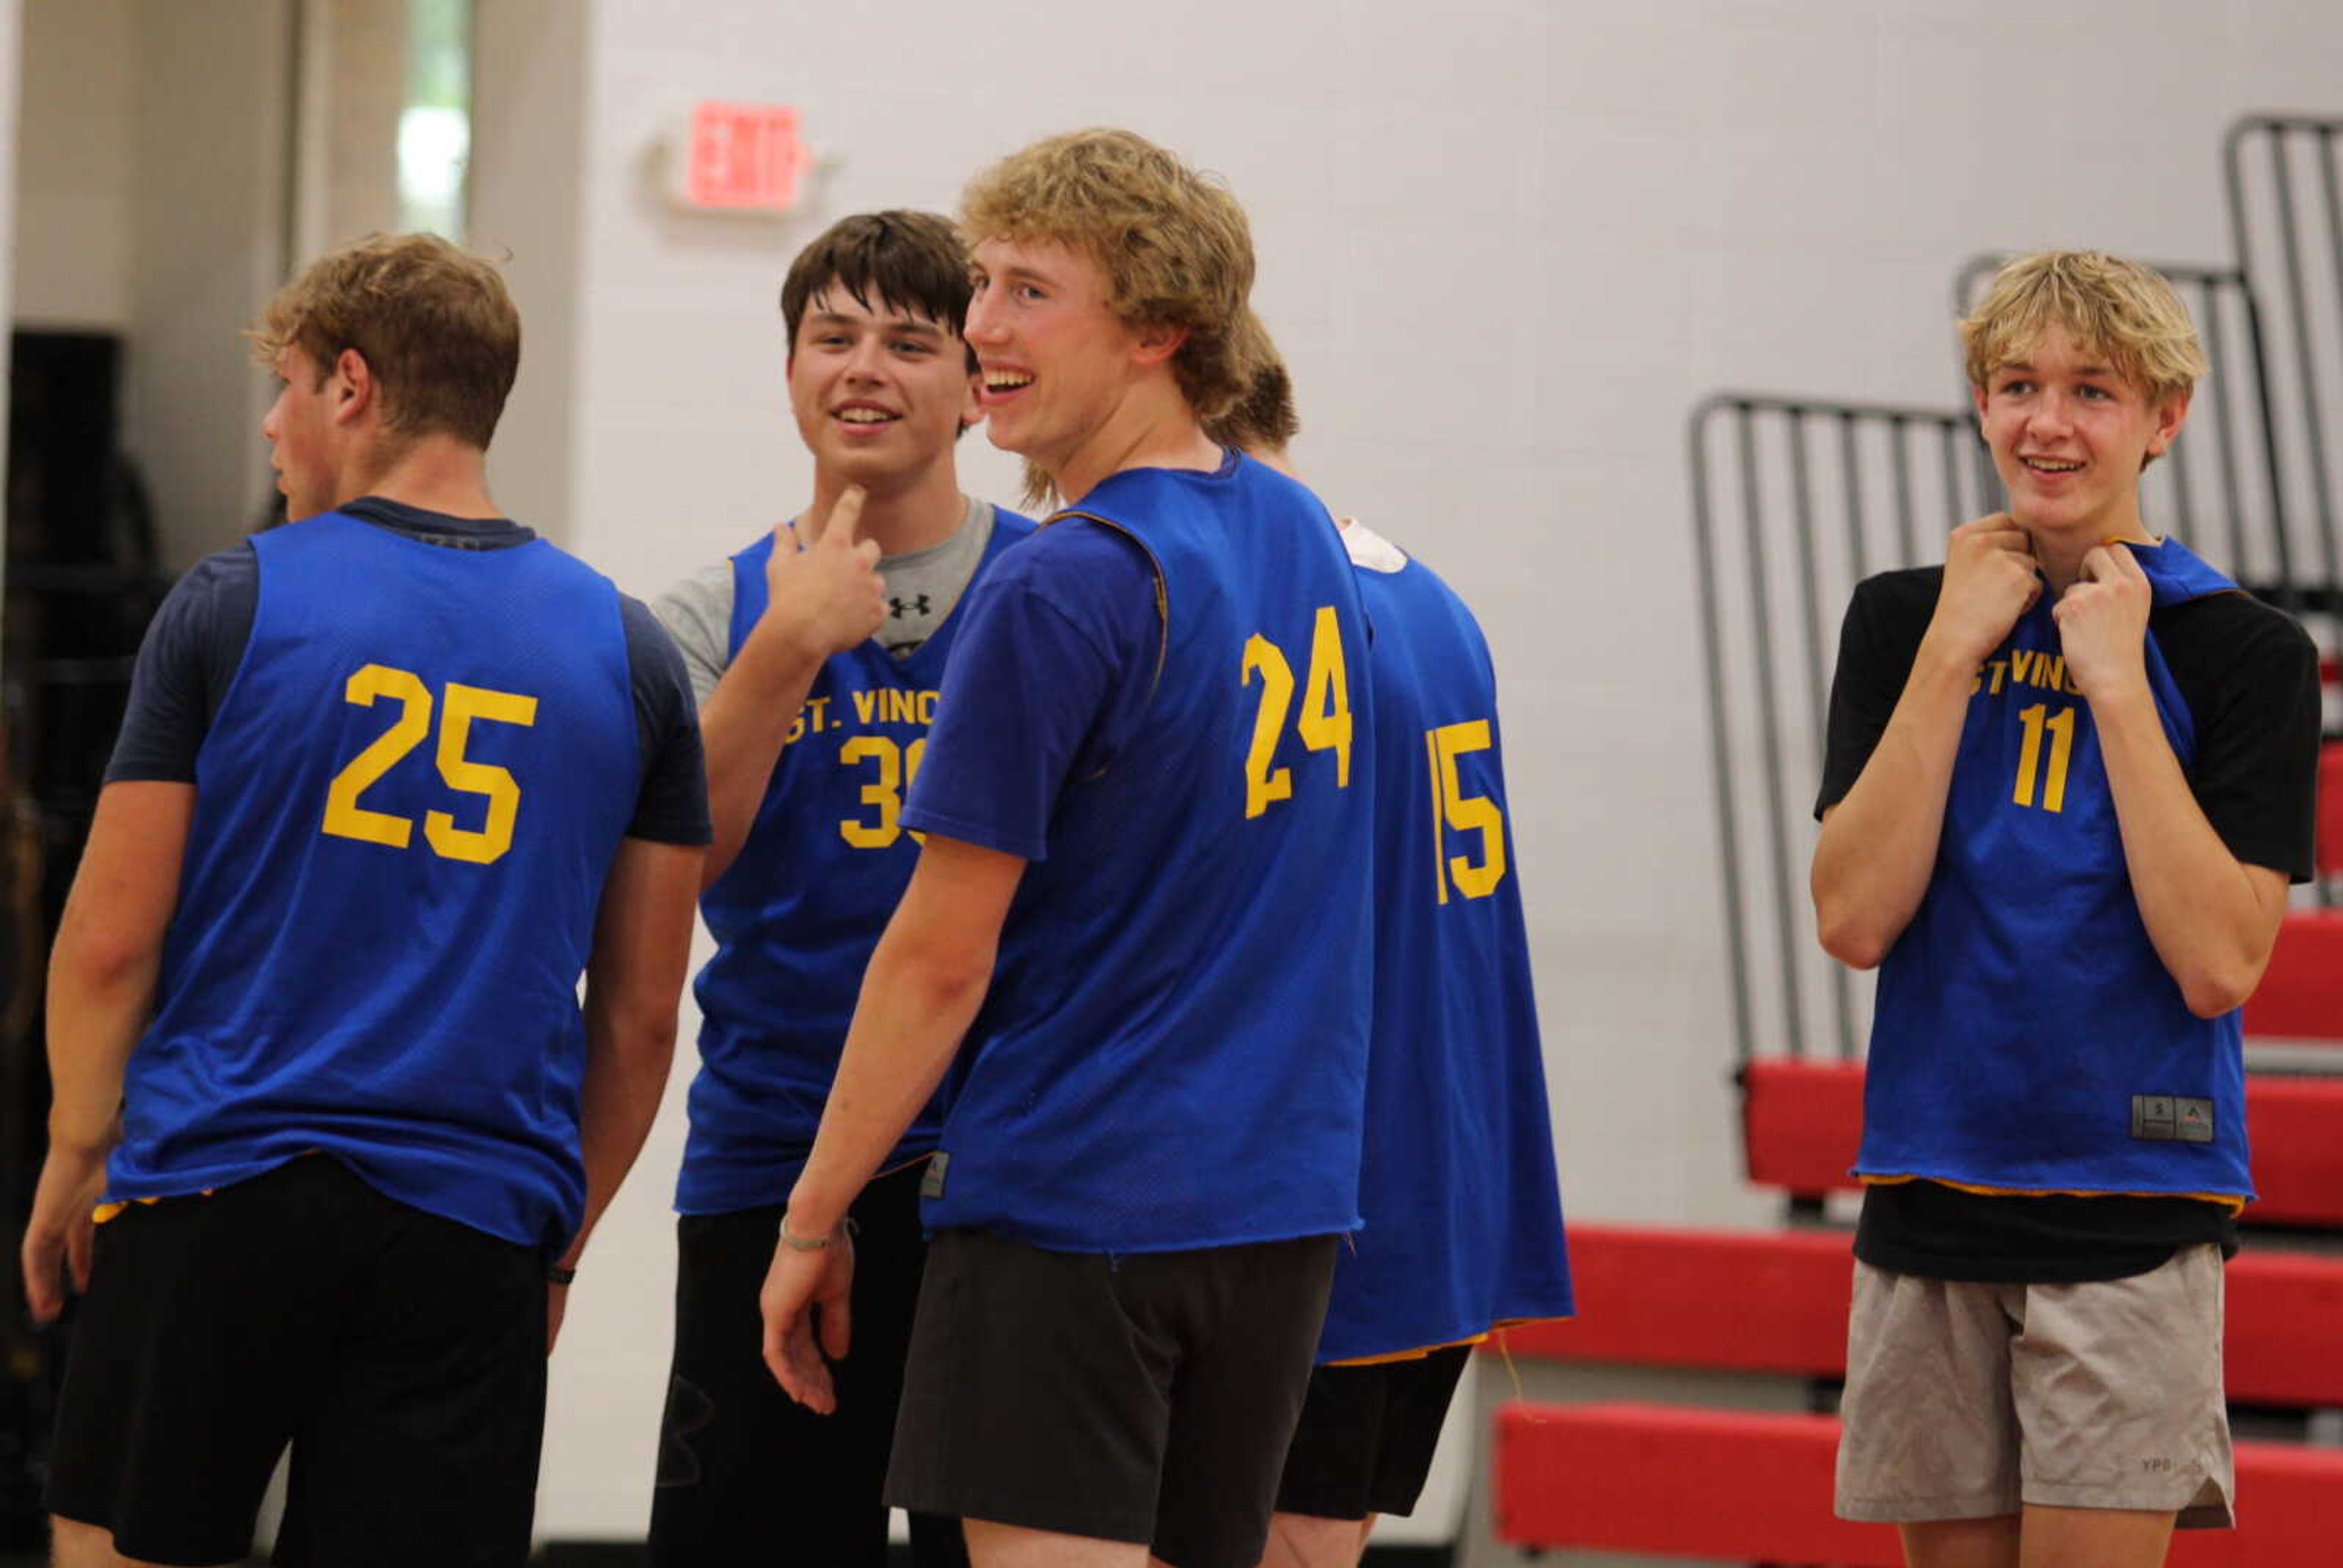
top-left (320, 663), bottom-right (539, 865)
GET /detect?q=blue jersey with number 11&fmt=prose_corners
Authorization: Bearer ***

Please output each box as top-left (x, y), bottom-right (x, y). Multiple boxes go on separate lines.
top-left (1861, 537), bottom-right (2254, 1203)
top-left (109, 512), bottom-right (641, 1250)
top-left (1318, 524), bottom-right (1573, 1364)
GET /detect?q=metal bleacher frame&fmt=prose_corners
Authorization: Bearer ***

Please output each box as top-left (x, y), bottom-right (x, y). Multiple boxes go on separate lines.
top-left (1495, 111), bottom-right (2343, 1568)
top-left (1695, 117), bottom-right (2343, 1091)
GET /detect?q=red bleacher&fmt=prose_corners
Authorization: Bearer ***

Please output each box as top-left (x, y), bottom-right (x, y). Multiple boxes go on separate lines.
top-left (1497, 922), bottom-right (2343, 1563)
top-left (2244, 907), bottom-right (2343, 1039)
top-left (1491, 633), bottom-right (2343, 1558)
top-left (1741, 1056), bottom-right (2343, 1229)
top-left (1502, 1224), bottom-right (2343, 1408)
top-left (1495, 1403), bottom-right (2336, 1566)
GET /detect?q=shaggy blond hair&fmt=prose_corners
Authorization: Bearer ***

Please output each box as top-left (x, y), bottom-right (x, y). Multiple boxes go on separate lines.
top-left (1204, 356), bottom-right (1300, 454)
top-left (961, 128), bottom-right (1262, 420)
top-left (1960, 250), bottom-right (2208, 403)
top-left (250, 232), bottom-right (520, 450)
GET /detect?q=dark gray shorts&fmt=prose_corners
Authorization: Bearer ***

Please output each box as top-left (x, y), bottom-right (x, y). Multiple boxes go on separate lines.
top-left (885, 1227), bottom-right (1339, 1568)
top-left (1836, 1246), bottom-right (2232, 1528)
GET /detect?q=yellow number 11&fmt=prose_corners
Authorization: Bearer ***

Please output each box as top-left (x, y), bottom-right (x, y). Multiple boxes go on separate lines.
top-left (2012, 702), bottom-right (2075, 813)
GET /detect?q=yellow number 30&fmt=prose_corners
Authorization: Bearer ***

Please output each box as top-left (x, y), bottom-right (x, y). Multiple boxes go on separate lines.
top-left (1240, 605), bottom-right (1353, 819)
top-left (321, 663), bottom-right (539, 865)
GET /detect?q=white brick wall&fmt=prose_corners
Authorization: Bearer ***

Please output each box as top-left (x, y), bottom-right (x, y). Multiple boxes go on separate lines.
top-left (519, 5), bottom-right (2343, 1551)
top-left (15, 0), bottom-right (2338, 1553)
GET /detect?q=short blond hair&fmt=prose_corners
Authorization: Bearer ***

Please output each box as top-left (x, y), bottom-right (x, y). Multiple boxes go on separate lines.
top-left (1960, 250), bottom-right (2208, 403)
top-left (250, 232), bottom-right (520, 450)
top-left (961, 129), bottom-right (1260, 420)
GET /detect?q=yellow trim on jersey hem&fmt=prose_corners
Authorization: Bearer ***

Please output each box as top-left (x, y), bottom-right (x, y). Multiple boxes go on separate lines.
top-left (92, 1190), bottom-right (218, 1225)
top-left (1322, 1314), bottom-right (1574, 1368)
top-left (1862, 1173), bottom-right (2247, 1213)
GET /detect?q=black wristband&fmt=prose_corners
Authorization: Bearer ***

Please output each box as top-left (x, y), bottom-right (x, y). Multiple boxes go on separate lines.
top-left (546, 1263), bottom-right (577, 1286)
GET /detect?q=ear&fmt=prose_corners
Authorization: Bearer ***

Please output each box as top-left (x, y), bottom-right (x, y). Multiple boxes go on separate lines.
top-left (961, 370), bottom-right (984, 431)
top-left (1970, 381), bottom-right (1989, 425)
top-left (2144, 387), bottom-right (2192, 459)
top-left (330, 347), bottom-right (375, 428)
top-left (1129, 320), bottom-right (1189, 369)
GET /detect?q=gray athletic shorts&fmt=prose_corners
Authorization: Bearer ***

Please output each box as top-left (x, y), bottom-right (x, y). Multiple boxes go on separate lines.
top-left (1835, 1245), bottom-right (2232, 1528)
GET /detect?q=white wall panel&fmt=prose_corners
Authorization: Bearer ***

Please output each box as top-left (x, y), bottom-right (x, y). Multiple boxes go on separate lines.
top-left (514, 0), bottom-right (2343, 1552)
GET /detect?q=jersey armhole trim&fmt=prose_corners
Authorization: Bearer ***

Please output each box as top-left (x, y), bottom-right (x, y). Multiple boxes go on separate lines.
top-left (1043, 508), bottom-right (1168, 785)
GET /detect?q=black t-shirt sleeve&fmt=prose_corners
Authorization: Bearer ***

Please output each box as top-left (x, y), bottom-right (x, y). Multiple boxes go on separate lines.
top-left (104, 545), bottom-right (261, 784)
top-left (619, 593), bottom-right (713, 846)
top-left (1816, 569), bottom-right (1939, 818)
top-left (2154, 592), bottom-right (2322, 882)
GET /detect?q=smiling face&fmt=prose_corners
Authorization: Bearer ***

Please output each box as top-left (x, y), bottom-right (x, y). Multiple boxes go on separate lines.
top-left (964, 236), bottom-right (1148, 477)
top-left (786, 289), bottom-right (980, 491)
top-left (1973, 324), bottom-right (2190, 546)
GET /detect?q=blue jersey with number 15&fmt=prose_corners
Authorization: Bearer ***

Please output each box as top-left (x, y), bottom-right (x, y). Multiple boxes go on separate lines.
top-left (1317, 523), bottom-right (1573, 1364)
top-left (107, 512), bottom-right (642, 1250)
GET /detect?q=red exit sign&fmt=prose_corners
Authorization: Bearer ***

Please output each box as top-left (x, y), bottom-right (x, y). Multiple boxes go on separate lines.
top-left (680, 102), bottom-right (811, 212)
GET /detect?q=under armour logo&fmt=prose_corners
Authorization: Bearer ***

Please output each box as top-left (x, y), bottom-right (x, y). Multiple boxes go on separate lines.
top-left (890, 595), bottom-right (934, 619)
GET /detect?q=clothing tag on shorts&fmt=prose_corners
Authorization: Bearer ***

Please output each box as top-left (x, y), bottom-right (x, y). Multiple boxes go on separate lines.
top-left (921, 1152), bottom-right (949, 1198)
top-left (2131, 1095), bottom-right (2215, 1143)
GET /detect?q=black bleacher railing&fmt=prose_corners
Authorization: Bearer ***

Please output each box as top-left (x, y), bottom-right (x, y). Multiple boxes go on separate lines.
top-left (2227, 115), bottom-right (2343, 616)
top-left (1701, 113), bottom-right (2343, 1071)
top-left (1689, 395), bottom-right (1993, 1066)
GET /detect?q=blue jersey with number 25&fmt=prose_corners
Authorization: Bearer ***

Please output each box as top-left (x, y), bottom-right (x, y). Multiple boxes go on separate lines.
top-left (109, 512), bottom-right (641, 1250)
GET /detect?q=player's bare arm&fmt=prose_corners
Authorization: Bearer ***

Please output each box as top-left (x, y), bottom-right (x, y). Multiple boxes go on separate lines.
top-left (759, 833), bottom-right (1025, 1412)
top-left (696, 484), bottom-right (887, 886)
top-left (1814, 516), bottom-right (2039, 968)
top-left (20, 781), bottom-right (193, 1322)
top-left (552, 834), bottom-right (704, 1350)
top-left (2059, 544), bottom-right (2288, 1016)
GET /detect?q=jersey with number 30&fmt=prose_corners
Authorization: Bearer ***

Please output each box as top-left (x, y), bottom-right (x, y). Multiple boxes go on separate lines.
top-left (108, 511), bottom-right (642, 1249)
top-left (1860, 537), bottom-right (2254, 1203)
top-left (1317, 523), bottom-right (1573, 1363)
top-left (679, 511), bottom-right (1037, 1215)
top-left (915, 455), bottom-right (1375, 1253)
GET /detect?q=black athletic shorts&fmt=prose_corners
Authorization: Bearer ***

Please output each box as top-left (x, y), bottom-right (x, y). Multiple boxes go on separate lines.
top-left (649, 1159), bottom-right (965, 1568)
top-left (886, 1227), bottom-right (1339, 1568)
top-left (45, 1154), bottom-right (547, 1568)
top-left (1273, 1344), bottom-right (1473, 1520)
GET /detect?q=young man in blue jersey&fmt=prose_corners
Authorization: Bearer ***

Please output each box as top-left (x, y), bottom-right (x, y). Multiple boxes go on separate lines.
top-left (759, 130), bottom-right (1376, 1568)
top-left (646, 209), bottom-right (1029, 1568)
top-left (18, 233), bottom-right (710, 1568)
top-left (1813, 251), bottom-right (2320, 1567)
top-left (1204, 364), bottom-right (1575, 1568)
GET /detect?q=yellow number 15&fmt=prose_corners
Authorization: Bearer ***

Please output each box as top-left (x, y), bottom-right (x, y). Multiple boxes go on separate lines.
top-left (1428, 719), bottom-right (1506, 902)
top-left (1240, 605), bottom-right (1353, 819)
top-left (321, 663), bottom-right (539, 865)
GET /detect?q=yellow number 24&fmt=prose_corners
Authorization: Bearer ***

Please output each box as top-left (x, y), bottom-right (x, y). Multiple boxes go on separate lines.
top-left (1239, 606), bottom-right (1353, 820)
top-left (320, 663), bottom-right (539, 865)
